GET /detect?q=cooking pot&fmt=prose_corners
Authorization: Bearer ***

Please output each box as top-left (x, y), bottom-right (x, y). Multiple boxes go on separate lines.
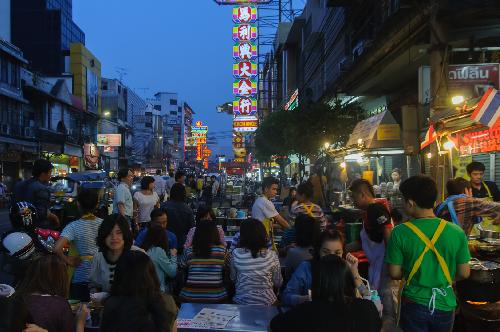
top-left (456, 259), bottom-right (500, 303)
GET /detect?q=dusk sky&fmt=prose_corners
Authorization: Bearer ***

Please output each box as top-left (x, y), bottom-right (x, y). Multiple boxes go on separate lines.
top-left (73, 0), bottom-right (235, 157)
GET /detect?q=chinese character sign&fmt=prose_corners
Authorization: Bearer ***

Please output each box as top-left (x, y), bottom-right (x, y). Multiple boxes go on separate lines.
top-left (233, 61), bottom-right (257, 79)
top-left (233, 97), bottom-right (257, 116)
top-left (215, 0), bottom-right (271, 4)
top-left (233, 24), bottom-right (257, 41)
top-left (233, 42), bottom-right (257, 60)
top-left (232, 6), bottom-right (257, 23)
top-left (233, 79), bottom-right (257, 96)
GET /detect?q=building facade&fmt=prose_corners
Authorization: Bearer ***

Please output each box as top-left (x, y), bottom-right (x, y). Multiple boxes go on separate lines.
top-left (11, 0), bottom-right (85, 76)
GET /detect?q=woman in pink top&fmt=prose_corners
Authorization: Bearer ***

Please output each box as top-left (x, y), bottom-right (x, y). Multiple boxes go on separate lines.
top-left (184, 206), bottom-right (226, 250)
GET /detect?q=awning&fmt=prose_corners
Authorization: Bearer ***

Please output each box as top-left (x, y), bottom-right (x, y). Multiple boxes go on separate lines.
top-left (346, 111), bottom-right (403, 150)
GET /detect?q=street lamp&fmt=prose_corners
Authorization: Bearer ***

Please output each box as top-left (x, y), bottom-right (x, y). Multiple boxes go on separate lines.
top-left (323, 142), bottom-right (330, 149)
top-left (103, 111), bottom-right (111, 117)
top-left (443, 140), bottom-right (455, 177)
top-left (451, 95), bottom-right (465, 105)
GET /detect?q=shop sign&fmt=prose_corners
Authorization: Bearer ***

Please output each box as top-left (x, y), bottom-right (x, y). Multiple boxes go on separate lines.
top-left (83, 143), bottom-right (99, 170)
top-left (233, 42), bottom-right (257, 60)
top-left (104, 146), bottom-right (114, 153)
top-left (97, 134), bottom-right (121, 147)
top-left (233, 61), bottom-right (257, 79)
top-left (196, 144), bottom-right (203, 161)
top-left (233, 97), bottom-right (257, 116)
top-left (453, 155), bottom-right (473, 180)
top-left (233, 115), bottom-right (258, 132)
top-left (232, 24), bottom-right (257, 42)
top-left (233, 79), bottom-right (257, 96)
top-left (457, 125), bottom-right (500, 155)
top-left (216, 0), bottom-right (271, 4)
top-left (233, 132), bottom-right (245, 149)
top-left (232, 6), bottom-right (257, 23)
top-left (284, 89), bottom-right (299, 111)
top-left (448, 63), bottom-right (500, 99)
top-left (377, 124), bottom-right (400, 141)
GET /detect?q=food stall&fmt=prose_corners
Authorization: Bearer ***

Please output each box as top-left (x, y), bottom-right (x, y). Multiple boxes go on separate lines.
top-left (328, 111), bottom-right (406, 218)
top-left (423, 90), bottom-right (500, 330)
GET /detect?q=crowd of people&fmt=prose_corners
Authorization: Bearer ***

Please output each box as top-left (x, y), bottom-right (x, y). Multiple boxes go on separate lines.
top-left (0, 158), bottom-right (498, 332)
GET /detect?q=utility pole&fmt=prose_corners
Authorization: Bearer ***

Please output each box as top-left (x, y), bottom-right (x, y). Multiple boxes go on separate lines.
top-left (429, 0), bottom-right (450, 201)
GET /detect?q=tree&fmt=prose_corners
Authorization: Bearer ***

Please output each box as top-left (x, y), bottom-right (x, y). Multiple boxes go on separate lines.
top-left (254, 110), bottom-right (293, 162)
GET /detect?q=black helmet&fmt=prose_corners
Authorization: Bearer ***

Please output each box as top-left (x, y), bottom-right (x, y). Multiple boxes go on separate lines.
top-left (9, 202), bottom-right (38, 230)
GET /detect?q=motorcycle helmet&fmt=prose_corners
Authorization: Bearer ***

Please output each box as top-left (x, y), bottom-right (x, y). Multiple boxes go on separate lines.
top-left (9, 202), bottom-right (38, 230)
top-left (1, 232), bottom-right (35, 260)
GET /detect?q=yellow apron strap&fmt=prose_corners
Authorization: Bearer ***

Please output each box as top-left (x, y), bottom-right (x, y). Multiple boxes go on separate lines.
top-left (404, 220), bottom-right (453, 285)
top-left (302, 203), bottom-right (314, 217)
top-left (396, 219), bottom-right (451, 326)
top-left (483, 181), bottom-right (493, 200)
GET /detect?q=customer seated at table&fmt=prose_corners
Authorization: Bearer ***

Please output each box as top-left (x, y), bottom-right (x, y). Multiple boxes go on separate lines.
top-left (135, 208), bottom-right (178, 249)
top-left (140, 225), bottom-right (178, 293)
top-left (184, 206), bottom-right (226, 250)
top-left (15, 254), bottom-right (89, 332)
top-left (270, 255), bottom-right (381, 332)
top-left (90, 214), bottom-right (143, 294)
top-left (230, 218), bottom-right (282, 305)
top-left (180, 220), bottom-right (228, 303)
top-left (282, 230), bottom-right (368, 306)
top-left (161, 183), bottom-right (194, 253)
top-left (101, 250), bottom-right (178, 332)
top-left (283, 214), bottom-right (320, 272)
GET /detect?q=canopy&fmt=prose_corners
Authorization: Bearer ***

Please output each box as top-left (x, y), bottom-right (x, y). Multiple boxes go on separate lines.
top-left (346, 111), bottom-right (403, 150)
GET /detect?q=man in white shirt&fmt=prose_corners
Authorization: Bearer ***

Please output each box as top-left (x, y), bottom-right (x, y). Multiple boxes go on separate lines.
top-left (252, 177), bottom-right (290, 229)
top-left (211, 175), bottom-right (220, 197)
top-left (165, 171), bottom-right (175, 197)
top-left (153, 169), bottom-right (166, 202)
top-left (113, 169), bottom-right (134, 227)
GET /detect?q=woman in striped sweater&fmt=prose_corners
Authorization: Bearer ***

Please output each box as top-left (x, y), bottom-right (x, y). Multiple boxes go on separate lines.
top-left (230, 218), bottom-right (282, 305)
top-left (180, 220), bottom-right (228, 303)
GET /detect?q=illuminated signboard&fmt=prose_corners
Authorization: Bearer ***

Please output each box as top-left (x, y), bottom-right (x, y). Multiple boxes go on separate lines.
top-left (232, 6), bottom-right (257, 23)
top-left (284, 89), bottom-right (299, 111)
top-left (233, 61), bottom-right (257, 79)
top-left (233, 115), bottom-right (258, 132)
top-left (233, 97), bottom-right (257, 116)
top-left (233, 42), bottom-right (257, 60)
top-left (233, 132), bottom-right (245, 148)
top-left (196, 144), bottom-right (203, 161)
top-left (233, 79), bottom-right (257, 96)
top-left (232, 24), bottom-right (258, 42)
top-left (215, 0), bottom-right (271, 4)
top-left (97, 134), bottom-right (122, 147)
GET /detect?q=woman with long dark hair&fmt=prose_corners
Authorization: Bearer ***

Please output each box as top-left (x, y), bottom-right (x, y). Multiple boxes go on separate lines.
top-left (270, 255), bottom-right (381, 332)
top-left (183, 206), bottom-right (225, 250)
top-left (89, 214), bottom-right (143, 294)
top-left (133, 176), bottom-right (160, 229)
top-left (101, 250), bottom-right (178, 332)
top-left (230, 218), bottom-right (282, 305)
top-left (141, 226), bottom-right (177, 293)
top-left (15, 254), bottom-right (89, 332)
top-left (180, 220), bottom-right (227, 303)
top-left (282, 230), bottom-right (368, 306)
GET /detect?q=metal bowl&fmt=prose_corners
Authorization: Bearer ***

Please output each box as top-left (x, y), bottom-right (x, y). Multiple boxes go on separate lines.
top-left (480, 228), bottom-right (500, 240)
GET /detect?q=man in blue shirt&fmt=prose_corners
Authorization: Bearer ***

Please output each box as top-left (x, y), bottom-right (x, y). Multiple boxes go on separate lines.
top-left (135, 208), bottom-right (177, 249)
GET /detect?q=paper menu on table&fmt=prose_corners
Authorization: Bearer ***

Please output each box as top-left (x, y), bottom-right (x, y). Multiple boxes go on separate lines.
top-left (192, 308), bottom-right (238, 329)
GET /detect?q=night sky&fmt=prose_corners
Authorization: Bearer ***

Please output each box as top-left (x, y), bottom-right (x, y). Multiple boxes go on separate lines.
top-left (74, 0), bottom-right (235, 157)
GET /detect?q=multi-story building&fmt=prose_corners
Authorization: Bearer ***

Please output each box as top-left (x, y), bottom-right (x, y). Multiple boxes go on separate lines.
top-left (127, 88), bottom-right (147, 166)
top-left (148, 92), bottom-right (185, 167)
top-left (101, 78), bottom-right (133, 170)
top-left (11, 0), bottom-right (85, 76)
top-left (0, 32), bottom-right (32, 186)
top-left (263, 0), bottom-right (500, 184)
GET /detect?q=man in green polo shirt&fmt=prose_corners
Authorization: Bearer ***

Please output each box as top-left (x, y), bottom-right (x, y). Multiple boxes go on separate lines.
top-left (385, 175), bottom-right (471, 332)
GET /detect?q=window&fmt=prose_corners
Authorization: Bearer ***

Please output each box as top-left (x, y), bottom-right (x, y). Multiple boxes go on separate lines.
top-left (102, 82), bottom-right (108, 90)
top-left (170, 99), bottom-right (177, 105)
top-left (0, 58), bottom-right (7, 83)
top-left (118, 85), bottom-right (121, 94)
top-left (145, 112), bottom-right (152, 117)
top-left (145, 123), bottom-right (152, 128)
top-left (153, 105), bottom-right (161, 111)
top-left (170, 111), bottom-right (177, 115)
top-left (178, 106), bottom-right (182, 112)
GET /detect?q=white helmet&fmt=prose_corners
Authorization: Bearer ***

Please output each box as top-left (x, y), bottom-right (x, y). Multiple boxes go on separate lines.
top-left (2, 232), bottom-right (35, 260)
